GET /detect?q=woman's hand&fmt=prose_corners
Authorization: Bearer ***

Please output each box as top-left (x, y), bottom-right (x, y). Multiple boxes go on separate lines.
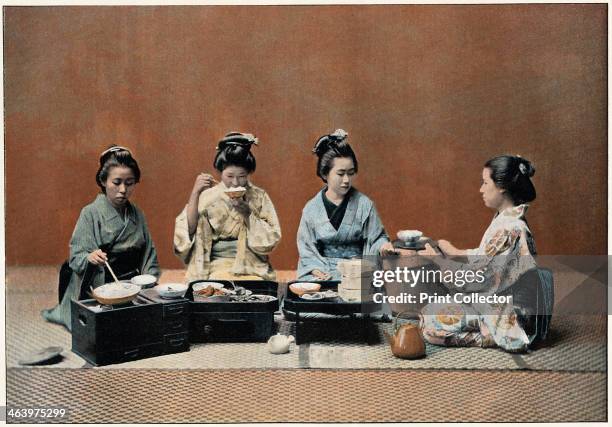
top-left (87, 249), bottom-right (108, 266)
top-left (191, 173), bottom-right (217, 197)
top-left (230, 198), bottom-right (251, 218)
top-left (379, 241), bottom-right (398, 256)
top-left (311, 269), bottom-right (332, 281)
top-left (420, 243), bottom-right (439, 257)
top-left (437, 239), bottom-right (457, 256)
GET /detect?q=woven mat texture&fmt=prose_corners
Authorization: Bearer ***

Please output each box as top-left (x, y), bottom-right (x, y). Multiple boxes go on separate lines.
top-left (6, 267), bottom-right (606, 372)
top-left (6, 368), bottom-right (606, 423)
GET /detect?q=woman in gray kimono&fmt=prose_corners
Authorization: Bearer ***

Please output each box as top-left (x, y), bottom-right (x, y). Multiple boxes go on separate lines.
top-left (297, 129), bottom-right (395, 281)
top-left (42, 146), bottom-right (160, 331)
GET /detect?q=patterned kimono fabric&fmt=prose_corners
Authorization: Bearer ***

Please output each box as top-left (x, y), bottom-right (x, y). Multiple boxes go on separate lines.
top-left (42, 194), bottom-right (160, 331)
top-left (420, 204), bottom-right (540, 352)
top-left (174, 181), bottom-right (281, 282)
top-left (297, 188), bottom-right (389, 281)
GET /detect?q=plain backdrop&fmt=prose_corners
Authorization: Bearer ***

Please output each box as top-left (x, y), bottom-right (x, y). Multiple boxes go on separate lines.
top-left (4, 5), bottom-right (607, 270)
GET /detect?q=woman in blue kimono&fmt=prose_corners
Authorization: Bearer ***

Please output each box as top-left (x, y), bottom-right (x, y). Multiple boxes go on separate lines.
top-left (296, 129), bottom-right (395, 281)
top-left (42, 146), bottom-right (160, 331)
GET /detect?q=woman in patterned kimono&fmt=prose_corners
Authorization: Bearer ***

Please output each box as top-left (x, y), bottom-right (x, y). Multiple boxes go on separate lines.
top-left (418, 155), bottom-right (541, 352)
top-left (42, 146), bottom-right (160, 331)
top-left (174, 132), bottom-right (281, 281)
top-left (296, 129), bottom-right (396, 281)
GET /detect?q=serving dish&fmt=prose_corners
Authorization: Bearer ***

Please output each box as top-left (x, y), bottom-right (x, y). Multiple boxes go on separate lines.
top-left (92, 282), bottom-right (140, 305)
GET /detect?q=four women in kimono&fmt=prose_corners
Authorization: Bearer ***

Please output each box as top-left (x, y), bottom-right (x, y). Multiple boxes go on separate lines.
top-left (42, 146), bottom-right (160, 331)
top-left (418, 155), bottom-right (539, 352)
top-left (42, 133), bottom-right (543, 353)
top-left (173, 132), bottom-right (281, 281)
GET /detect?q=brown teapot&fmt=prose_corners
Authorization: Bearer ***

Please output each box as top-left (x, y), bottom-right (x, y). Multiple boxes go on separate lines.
top-left (383, 313), bottom-right (426, 359)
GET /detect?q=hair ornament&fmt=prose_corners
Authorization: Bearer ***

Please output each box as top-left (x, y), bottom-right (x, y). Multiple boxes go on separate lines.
top-left (216, 132), bottom-right (258, 150)
top-left (518, 162), bottom-right (528, 175)
top-left (100, 145), bottom-right (132, 158)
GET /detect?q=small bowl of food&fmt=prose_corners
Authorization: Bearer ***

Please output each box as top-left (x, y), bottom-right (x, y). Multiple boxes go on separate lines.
top-left (300, 292), bottom-right (324, 301)
top-left (131, 274), bottom-right (157, 289)
top-left (397, 230), bottom-right (423, 243)
top-left (224, 186), bottom-right (247, 199)
top-left (155, 283), bottom-right (188, 299)
top-left (192, 282), bottom-right (230, 302)
top-left (289, 282), bottom-right (321, 297)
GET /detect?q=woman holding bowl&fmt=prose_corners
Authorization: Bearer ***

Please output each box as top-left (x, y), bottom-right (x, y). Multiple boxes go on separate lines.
top-left (42, 146), bottom-right (160, 331)
top-left (296, 129), bottom-right (395, 281)
top-left (174, 132), bottom-right (281, 281)
top-left (418, 155), bottom-right (545, 352)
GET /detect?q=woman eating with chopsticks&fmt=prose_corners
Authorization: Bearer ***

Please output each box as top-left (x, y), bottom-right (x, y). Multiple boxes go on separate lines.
top-left (42, 146), bottom-right (160, 331)
top-left (174, 132), bottom-right (281, 281)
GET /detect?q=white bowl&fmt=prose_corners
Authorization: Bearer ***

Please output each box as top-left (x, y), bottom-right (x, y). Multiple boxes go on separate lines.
top-left (289, 282), bottom-right (321, 296)
top-left (397, 230), bottom-right (423, 242)
top-left (155, 283), bottom-right (188, 299)
top-left (131, 274), bottom-right (157, 288)
top-left (224, 186), bottom-right (247, 199)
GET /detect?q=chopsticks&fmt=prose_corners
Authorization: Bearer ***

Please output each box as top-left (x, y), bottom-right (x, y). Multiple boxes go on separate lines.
top-left (104, 261), bottom-right (122, 286)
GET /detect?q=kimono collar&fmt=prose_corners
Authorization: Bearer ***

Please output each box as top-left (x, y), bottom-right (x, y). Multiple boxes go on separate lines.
top-left (499, 203), bottom-right (529, 219)
top-left (94, 193), bottom-right (137, 224)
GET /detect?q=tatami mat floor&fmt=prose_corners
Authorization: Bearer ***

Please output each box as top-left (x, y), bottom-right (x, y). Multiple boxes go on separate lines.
top-left (4, 266), bottom-right (608, 423)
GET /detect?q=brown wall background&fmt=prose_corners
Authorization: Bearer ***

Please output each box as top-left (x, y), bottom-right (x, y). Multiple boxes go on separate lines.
top-left (5, 5), bottom-right (607, 270)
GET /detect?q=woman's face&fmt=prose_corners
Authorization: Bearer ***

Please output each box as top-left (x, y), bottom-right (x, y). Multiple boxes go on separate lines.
top-left (325, 157), bottom-right (356, 197)
top-left (103, 166), bottom-right (136, 209)
top-left (480, 168), bottom-right (506, 210)
top-left (221, 165), bottom-right (249, 188)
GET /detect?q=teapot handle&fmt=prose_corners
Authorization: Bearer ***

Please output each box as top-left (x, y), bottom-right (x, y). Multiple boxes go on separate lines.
top-left (393, 311), bottom-right (417, 333)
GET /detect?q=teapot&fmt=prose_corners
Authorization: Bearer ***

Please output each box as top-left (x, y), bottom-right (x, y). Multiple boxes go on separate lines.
top-left (383, 313), bottom-right (426, 359)
top-left (266, 334), bottom-right (295, 354)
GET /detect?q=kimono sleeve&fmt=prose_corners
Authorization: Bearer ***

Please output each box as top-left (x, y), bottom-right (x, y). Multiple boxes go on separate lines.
top-left (139, 212), bottom-right (161, 278)
top-left (436, 227), bottom-right (521, 293)
top-left (68, 207), bottom-right (99, 275)
top-left (174, 206), bottom-right (196, 264)
top-left (246, 192), bottom-right (282, 255)
top-left (296, 211), bottom-right (328, 278)
top-left (362, 203), bottom-right (390, 256)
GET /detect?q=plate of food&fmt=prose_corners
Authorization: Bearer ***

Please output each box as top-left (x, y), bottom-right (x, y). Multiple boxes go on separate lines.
top-left (300, 292), bottom-right (324, 301)
top-left (192, 282), bottom-right (231, 302)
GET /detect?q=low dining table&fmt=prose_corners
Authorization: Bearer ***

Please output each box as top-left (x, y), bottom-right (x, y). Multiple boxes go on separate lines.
top-left (283, 281), bottom-right (378, 345)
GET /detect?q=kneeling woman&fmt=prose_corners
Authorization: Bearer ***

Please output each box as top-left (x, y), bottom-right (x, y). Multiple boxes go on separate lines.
top-left (174, 132), bottom-right (281, 281)
top-left (42, 146), bottom-right (160, 331)
top-left (297, 129), bottom-right (395, 281)
top-left (419, 155), bottom-right (542, 352)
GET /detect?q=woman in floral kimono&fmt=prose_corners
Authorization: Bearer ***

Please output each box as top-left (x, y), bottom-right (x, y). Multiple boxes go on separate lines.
top-left (296, 129), bottom-right (395, 281)
top-left (174, 132), bottom-right (281, 281)
top-left (42, 146), bottom-right (160, 331)
top-left (418, 155), bottom-right (542, 352)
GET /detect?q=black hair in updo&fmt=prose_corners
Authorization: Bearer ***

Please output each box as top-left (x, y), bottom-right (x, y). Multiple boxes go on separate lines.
top-left (213, 132), bottom-right (257, 173)
top-left (96, 145), bottom-right (141, 193)
top-left (484, 155), bottom-right (536, 205)
top-left (313, 129), bottom-right (358, 182)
